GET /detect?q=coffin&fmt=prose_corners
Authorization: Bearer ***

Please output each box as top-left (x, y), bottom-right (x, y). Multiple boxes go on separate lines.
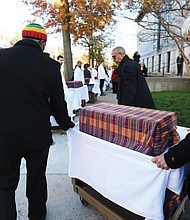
top-left (66, 81), bottom-right (83, 88)
top-left (79, 102), bottom-right (180, 156)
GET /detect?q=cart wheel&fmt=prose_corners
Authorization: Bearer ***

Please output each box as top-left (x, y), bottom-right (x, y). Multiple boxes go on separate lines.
top-left (80, 196), bottom-right (88, 206)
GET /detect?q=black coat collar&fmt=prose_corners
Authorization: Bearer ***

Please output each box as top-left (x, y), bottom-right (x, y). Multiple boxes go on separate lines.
top-left (115, 55), bottom-right (130, 77)
top-left (14, 39), bottom-right (43, 52)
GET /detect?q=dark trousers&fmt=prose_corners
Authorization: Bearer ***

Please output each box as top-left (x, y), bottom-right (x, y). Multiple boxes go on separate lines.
top-left (177, 64), bottom-right (183, 76)
top-left (99, 79), bottom-right (105, 94)
top-left (0, 147), bottom-right (50, 220)
top-left (112, 82), bottom-right (119, 94)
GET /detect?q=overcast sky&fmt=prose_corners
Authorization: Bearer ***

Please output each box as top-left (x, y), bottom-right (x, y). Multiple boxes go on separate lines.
top-left (0, 0), bottom-right (137, 56)
top-left (0, 0), bottom-right (30, 34)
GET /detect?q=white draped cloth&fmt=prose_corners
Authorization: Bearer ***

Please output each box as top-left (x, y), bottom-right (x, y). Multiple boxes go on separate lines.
top-left (67, 125), bottom-right (190, 220)
top-left (103, 74), bottom-right (111, 92)
top-left (77, 85), bottom-right (89, 102)
top-left (90, 67), bottom-right (98, 78)
top-left (50, 71), bottom-right (79, 126)
top-left (66, 85), bottom-right (89, 114)
top-left (88, 78), bottom-right (101, 96)
top-left (61, 72), bottom-right (79, 118)
top-left (50, 85), bottom-right (89, 127)
top-left (88, 68), bottom-right (101, 96)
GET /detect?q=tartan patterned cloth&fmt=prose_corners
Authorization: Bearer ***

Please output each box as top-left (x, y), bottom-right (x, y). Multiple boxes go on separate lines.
top-left (164, 189), bottom-right (181, 220)
top-left (66, 81), bottom-right (83, 88)
top-left (79, 102), bottom-right (180, 156)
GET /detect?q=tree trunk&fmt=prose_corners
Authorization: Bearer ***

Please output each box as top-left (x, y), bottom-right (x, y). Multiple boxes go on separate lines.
top-left (61, 0), bottom-right (73, 81)
top-left (62, 28), bottom-right (73, 81)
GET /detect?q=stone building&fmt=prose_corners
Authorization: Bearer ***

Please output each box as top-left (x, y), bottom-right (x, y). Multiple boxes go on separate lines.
top-left (136, 3), bottom-right (190, 77)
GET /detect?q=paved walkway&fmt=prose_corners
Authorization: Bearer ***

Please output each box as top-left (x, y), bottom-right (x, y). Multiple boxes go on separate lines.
top-left (16, 89), bottom-right (190, 219)
top-left (16, 130), bottom-right (108, 220)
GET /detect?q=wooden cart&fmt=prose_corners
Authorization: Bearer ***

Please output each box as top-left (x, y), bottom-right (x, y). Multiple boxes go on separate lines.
top-left (72, 178), bottom-right (188, 220)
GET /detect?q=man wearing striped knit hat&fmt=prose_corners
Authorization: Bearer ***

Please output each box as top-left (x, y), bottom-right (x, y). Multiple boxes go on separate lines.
top-left (0, 23), bottom-right (75, 220)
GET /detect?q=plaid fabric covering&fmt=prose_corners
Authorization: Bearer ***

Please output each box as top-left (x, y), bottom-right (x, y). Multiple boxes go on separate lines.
top-left (164, 189), bottom-right (181, 220)
top-left (79, 102), bottom-right (180, 155)
top-left (66, 81), bottom-right (83, 88)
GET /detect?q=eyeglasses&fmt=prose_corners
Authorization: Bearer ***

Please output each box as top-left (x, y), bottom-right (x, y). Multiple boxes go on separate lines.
top-left (112, 55), bottom-right (116, 60)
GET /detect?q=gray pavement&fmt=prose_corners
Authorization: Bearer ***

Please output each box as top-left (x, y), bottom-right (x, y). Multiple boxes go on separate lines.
top-left (16, 89), bottom-right (190, 219)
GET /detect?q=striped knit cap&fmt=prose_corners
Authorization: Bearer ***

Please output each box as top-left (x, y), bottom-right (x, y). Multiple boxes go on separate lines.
top-left (22, 23), bottom-right (47, 41)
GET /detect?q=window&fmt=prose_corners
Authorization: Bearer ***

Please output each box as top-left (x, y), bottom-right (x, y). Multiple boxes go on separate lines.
top-left (158, 54), bottom-right (161, 72)
top-left (152, 56), bottom-right (154, 72)
top-left (167, 51), bottom-right (170, 73)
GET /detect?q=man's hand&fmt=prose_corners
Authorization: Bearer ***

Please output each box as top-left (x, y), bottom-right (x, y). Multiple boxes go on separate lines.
top-left (151, 154), bottom-right (170, 170)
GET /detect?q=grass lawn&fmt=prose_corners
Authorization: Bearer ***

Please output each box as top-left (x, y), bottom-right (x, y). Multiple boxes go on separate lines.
top-left (151, 91), bottom-right (190, 128)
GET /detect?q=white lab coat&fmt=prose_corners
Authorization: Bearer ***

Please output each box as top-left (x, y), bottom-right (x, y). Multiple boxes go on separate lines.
top-left (97, 63), bottom-right (106, 79)
top-left (74, 66), bottom-right (84, 84)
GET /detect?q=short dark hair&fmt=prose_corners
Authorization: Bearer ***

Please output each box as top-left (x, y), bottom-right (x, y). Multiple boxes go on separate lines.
top-left (84, 63), bottom-right (89, 68)
top-left (57, 55), bottom-right (63, 60)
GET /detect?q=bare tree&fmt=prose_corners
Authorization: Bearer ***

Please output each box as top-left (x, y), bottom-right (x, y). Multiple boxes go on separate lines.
top-left (123, 0), bottom-right (190, 77)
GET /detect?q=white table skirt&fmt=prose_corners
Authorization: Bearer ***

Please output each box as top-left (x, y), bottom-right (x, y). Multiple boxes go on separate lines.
top-left (50, 89), bottom-right (77, 126)
top-left (50, 89), bottom-right (80, 126)
top-left (89, 79), bottom-right (101, 96)
top-left (67, 88), bottom-right (82, 111)
top-left (67, 125), bottom-right (190, 220)
top-left (77, 85), bottom-right (89, 102)
top-left (50, 85), bottom-right (89, 126)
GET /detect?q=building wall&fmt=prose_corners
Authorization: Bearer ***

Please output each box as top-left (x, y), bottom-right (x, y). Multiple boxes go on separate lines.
top-left (137, 13), bottom-right (190, 77)
top-left (139, 41), bottom-right (190, 76)
top-left (146, 77), bottom-right (190, 92)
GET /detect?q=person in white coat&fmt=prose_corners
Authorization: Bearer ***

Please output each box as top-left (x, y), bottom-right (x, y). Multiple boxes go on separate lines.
top-left (74, 61), bottom-right (84, 84)
top-left (90, 67), bottom-right (98, 79)
top-left (57, 55), bottom-right (67, 91)
top-left (97, 60), bottom-right (106, 96)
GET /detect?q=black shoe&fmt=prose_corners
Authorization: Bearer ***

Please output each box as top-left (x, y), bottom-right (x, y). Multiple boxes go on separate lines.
top-left (81, 99), bottom-right (86, 107)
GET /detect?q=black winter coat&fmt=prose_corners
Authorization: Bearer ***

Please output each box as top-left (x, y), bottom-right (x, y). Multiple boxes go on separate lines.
top-left (165, 133), bottom-right (190, 169)
top-left (115, 55), bottom-right (155, 109)
top-left (0, 39), bottom-right (72, 155)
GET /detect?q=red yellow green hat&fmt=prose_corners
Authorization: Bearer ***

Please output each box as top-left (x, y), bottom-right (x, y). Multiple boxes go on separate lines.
top-left (22, 23), bottom-right (47, 41)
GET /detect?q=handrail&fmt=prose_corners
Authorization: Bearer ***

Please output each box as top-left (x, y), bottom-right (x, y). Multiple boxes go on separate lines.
top-left (147, 61), bottom-right (176, 77)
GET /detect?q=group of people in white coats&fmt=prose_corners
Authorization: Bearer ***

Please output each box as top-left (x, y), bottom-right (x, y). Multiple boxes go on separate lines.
top-left (73, 60), bottom-right (111, 96)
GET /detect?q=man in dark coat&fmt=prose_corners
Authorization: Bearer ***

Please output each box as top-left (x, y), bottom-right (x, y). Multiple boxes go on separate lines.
top-left (140, 62), bottom-right (148, 77)
top-left (133, 51), bottom-right (141, 63)
top-left (111, 46), bottom-right (155, 109)
top-left (176, 52), bottom-right (184, 76)
top-left (0, 23), bottom-right (75, 220)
